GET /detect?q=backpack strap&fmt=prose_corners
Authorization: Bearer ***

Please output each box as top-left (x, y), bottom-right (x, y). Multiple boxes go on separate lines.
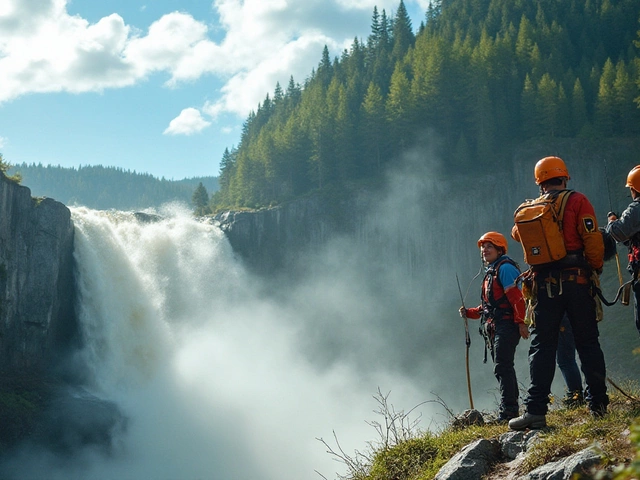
top-left (483, 256), bottom-right (520, 316)
top-left (555, 190), bottom-right (573, 231)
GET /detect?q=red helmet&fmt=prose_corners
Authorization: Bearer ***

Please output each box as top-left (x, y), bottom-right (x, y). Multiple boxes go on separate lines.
top-left (626, 165), bottom-right (640, 191)
top-left (477, 231), bottom-right (508, 254)
top-left (534, 156), bottom-right (570, 185)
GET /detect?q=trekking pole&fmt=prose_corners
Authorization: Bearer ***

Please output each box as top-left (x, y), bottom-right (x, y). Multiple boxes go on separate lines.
top-left (604, 158), bottom-right (624, 287)
top-left (456, 273), bottom-right (474, 410)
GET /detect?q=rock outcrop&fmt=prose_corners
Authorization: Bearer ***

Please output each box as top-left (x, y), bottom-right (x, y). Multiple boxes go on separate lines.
top-left (0, 174), bottom-right (77, 371)
top-left (214, 194), bottom-right (353, 272)
top-left (436, 410), bottom-right (604, 479)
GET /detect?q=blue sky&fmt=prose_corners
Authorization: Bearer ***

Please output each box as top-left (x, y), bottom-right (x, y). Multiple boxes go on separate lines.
top-left (0, 0), bottom-right (430, 180)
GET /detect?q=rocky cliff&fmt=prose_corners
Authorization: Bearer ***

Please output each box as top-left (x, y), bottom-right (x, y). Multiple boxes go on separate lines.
top-left (0, 174), bottom-right (77, 371)
top-left (214, 194), bottom-right (358, 272)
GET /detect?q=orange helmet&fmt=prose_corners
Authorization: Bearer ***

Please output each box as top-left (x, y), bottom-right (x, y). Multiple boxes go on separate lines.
top-left (534, 156), bottom-right (570, 185)
top-left (626, 165), bottom-right (640, 192)
top-left (477, 231), bottom-right (508, 254)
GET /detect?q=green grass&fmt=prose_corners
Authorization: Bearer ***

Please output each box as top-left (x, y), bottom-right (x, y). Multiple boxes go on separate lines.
top-left (326, 386), bottom-right (640, 480)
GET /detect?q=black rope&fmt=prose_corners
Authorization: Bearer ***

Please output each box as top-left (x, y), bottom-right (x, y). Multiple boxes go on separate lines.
top-left (594, 279), bottom-right (633, 306)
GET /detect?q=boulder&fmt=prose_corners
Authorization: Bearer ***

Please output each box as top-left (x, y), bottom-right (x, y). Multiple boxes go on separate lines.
top-left (434, 438), bottom-right (501, 480)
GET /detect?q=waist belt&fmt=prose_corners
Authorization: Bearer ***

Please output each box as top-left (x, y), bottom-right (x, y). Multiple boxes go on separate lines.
top-left (536, 268), bottom-right (590, 298)
top-left (560, 268), bottom-right (590, 285)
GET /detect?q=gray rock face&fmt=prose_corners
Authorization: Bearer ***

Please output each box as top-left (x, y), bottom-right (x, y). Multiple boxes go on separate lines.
top-left (435, 426), bottom-right (603, 480)
top-left (499, 430), bottom-right (541, 460)
top-left (214, 195), bottom-right (342, 272)
top-left (434, 438), bottom-right (501, 480)
top-left (523, 447), bottom-right (601, 480)
top-left (0, 175), bottom-right (77, 371)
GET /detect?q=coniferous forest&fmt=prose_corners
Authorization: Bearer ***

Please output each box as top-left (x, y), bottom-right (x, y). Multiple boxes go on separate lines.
top-left (9, 162), bottom-right (218, 211)
top-left (211, 0), bottom-right (640, 210)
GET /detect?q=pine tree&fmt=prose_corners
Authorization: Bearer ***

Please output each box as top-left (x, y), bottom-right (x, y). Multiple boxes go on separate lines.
top-left (426, 0), bottom-right (442, 29)
top-left (613, 60), bottom-right (639, 135)
top-left (0, 154), bottom-right (21, 183)
top-left (192, 182), bottom-right (210, 216)
top-left (571, 78), bottom-right (588, 135)
top-left (318, 45), bottom-right (333, 87)
top-left (370, 6), bottom-right (381, 47)
top-left (515, 15), bottom-right (535, 68)
top-left (273, 82), bottom-right (284, 104)
top-left (386, 63), bottom-right (412, 152)
top-left (361, 82), bottom-right (387, 173)
top-left (391, 0), bottom-right (415, 61)
top-left (0, 153), bottom-right (10, 175)
top-left (537, 73), bottom-right (559, 137)
top-left (556, 84), bottom-right (571, 137)
top-left (520, 74), bottom-right (537, 138)
top-left (595, 58), bottom-right (616, 136)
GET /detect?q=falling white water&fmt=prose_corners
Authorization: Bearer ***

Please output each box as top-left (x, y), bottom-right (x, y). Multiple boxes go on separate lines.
top-left (14, 204), bottom-right (434, 480)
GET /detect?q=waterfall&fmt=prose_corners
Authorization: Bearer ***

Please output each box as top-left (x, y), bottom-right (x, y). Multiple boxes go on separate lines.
top-left (8, 204), bottom-right (429, 480)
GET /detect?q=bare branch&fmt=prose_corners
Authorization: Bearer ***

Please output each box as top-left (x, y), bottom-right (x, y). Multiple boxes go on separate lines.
top-left (317, 388), bottom-right (455, 479)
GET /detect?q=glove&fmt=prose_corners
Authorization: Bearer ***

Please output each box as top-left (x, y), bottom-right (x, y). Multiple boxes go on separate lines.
top-left (464, 306), bottom-right (482, 319)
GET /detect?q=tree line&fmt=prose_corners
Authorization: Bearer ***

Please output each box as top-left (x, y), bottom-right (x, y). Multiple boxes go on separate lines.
top-left (9, 162), bottom-right (218, 211)
top-left (210, 0), bottom-right (640, 211)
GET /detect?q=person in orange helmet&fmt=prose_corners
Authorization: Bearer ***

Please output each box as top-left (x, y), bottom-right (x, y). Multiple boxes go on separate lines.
top-left (509, 156), bottom-right (608, 431)
top-left (604, 165), bottom-right (640, 335)
top-left (459, 231), bottom-right (529, 423)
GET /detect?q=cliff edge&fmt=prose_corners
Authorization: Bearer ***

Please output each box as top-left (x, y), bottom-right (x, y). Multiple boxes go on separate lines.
top-left (0, 174), bottom-right (77, 371)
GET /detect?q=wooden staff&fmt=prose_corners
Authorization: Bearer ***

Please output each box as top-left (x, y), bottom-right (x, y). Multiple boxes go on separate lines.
top-left (456, 273), bottom-right (474, 410)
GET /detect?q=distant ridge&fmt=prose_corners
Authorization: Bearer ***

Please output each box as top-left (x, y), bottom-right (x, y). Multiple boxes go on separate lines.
top-left (9, 163), bottom-right (218, 211)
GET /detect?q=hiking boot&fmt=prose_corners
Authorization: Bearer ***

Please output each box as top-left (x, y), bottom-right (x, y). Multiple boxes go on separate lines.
top-left (496, 411), bottom-right (518, 423)
top-left (508, 412), bottom-right (546, 431)
top-left (590, 405), bottom-right (607, 419)
top-left (562, 390), bottom-right (585, 408)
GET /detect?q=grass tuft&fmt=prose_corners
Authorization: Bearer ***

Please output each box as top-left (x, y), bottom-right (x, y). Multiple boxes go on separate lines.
top-left (321, 384), bottom-right (640, 480)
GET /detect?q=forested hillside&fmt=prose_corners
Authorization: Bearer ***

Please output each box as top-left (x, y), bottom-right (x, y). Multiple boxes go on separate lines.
top-left (212, 0), bottom-right (640, 210)
top-left (9, 163), bottom-right (218, 211)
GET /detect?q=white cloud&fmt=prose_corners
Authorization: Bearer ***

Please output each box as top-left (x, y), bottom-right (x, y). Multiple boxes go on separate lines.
top-left (0, 1), bottom-right (218, 102)
top-left (0, 136), bottom-right (6, 149)
top-left (163, 108), bottom-right (211, 135)
top-left (124, 12), bottom-right (219, 85)
top-left (0, 0), bottom-right (428, 118)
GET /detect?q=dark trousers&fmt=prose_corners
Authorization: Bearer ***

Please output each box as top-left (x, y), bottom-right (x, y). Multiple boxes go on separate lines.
top-left (633, 280), bottom-right (640, 334)
top-left (556, 314), bottom-right (583, 393)
top-left (525, 279), bottom-right (608, 415)
top-left (493, 318), bottom-right (521, 416)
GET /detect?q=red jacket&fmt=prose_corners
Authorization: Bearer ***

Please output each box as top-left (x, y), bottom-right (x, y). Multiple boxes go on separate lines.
top-left (466, 256), bottom-right (525, 324)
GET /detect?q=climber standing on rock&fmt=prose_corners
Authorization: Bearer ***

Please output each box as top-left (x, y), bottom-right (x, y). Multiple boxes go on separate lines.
top-left (459, 231), bottom-right (530, 423)
top-left (509, 156), bottom-right (608, 431)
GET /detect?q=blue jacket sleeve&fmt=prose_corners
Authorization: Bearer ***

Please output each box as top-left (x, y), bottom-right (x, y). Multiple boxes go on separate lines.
top-left (497, 258), bottom-right (520, 289)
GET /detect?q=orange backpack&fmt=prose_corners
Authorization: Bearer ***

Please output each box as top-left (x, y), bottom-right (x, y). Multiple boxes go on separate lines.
top-left (513, 190), bottom-right (573, 265)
